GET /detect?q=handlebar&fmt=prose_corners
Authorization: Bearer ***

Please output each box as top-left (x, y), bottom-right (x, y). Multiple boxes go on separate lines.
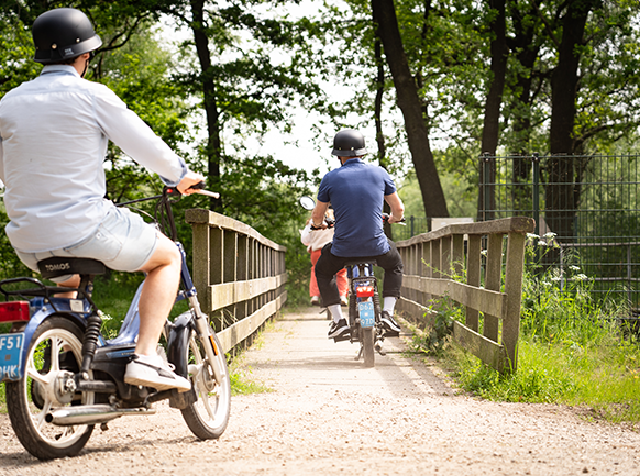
top-left (115, 181), bottom-right (220, 242)
top-left (310, 214), bottom-right (405, 230)
top-left (165, 181), bottom-right (220, 199)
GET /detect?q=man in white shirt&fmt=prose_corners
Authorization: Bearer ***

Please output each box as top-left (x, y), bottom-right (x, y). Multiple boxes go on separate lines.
top-left (0, 8), bottom-right (202, 392)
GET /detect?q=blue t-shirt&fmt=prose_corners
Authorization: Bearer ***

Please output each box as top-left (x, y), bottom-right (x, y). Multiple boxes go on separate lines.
top-left (317, 158), bottom-right (397, 257)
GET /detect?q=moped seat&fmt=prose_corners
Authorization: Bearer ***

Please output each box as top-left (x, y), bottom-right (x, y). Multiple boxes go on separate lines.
top-left (38, 256), bottom-right (109, 279)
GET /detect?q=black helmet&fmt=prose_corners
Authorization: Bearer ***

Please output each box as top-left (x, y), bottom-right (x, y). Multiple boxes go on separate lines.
top-left (331, 129), bottom-right (367, 157)
top-left (33, 8), bottom-right (102, 64)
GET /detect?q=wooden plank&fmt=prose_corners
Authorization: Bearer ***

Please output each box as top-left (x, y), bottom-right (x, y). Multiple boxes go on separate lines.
top-left (453, 321), bottom-right (506, 373)
top-left (185, 208), bottom-right (287, 252)
top-left (402, 276), bottom-right (505, 318)
top-left (206, 273), bottom-right (287, 312)
top-left (396, 296), bottom-right (437, 328)
top-left (217, 290), bottom-right (287, 353)
top-left (396, 217), bottom-right (535, 247)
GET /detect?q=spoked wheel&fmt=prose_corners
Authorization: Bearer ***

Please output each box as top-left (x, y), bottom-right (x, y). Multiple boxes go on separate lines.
top-left (5, 317), bottom-right (94, 460)
top-left (181, 327), bottom-right (231, 439)
top-left (362, 327), bottom-right (375, 368)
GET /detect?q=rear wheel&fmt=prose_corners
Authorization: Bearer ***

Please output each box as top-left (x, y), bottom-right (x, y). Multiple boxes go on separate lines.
top-left (362, 327), bottom-right (375, 367)
top-left (5, 317), bottom-right (94, 460)
top-left (181, 327), bottom-right (231, 439)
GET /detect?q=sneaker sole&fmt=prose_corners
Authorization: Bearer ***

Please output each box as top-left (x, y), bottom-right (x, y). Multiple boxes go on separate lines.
top-left (332, 335), bottom-right (351, 342)
top-left (125, 375), bottom-right (191, 393)
top-left (328, 329), bottom-right (350, 339)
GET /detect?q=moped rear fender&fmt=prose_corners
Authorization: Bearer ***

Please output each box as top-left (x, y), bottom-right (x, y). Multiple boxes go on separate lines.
top-left (10, 297), bottom-right (91, 381)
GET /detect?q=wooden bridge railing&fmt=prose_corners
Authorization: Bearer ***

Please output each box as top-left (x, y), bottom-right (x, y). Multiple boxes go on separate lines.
top-left (186, 209), bottom-right (287, 354)
top-left (395, 217), bottom-right (535, 374)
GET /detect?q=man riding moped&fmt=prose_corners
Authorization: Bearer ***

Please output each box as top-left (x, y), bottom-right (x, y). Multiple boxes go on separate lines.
top-left (311, 129), bottom-right (405, 340)
top-left (0, 7), bottom-right (204, 393)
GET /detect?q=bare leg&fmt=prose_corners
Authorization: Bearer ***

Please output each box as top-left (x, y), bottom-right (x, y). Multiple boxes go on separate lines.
top-left (54, 275), bottom-right (81, 298)
top-left (135, 233), bottom-right (181, 357)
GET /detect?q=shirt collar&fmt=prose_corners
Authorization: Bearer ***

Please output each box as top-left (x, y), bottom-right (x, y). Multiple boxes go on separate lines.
top-left (41, 65), bottom-right (80, 77)
top-left (342, 157), bottom-right (363, 166)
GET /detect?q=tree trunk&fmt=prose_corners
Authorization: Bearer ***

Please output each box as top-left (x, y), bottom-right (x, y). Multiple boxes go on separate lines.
top-left (372, 0), bottom-right (448, 219)
top-left (374, 38), bottom-right (392, 238)
top-left (477, 0), bottom-right (507, 222)
top-left (190, 0), bottom-right (222, 210)
top-left (545, 0), bottom-right (595, 242)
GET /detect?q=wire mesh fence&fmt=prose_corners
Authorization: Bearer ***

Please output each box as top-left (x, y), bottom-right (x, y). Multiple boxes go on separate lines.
top-left (482, 154), bottom-right (639, 315)
top-left (391, 154), bottom-right (639, 319)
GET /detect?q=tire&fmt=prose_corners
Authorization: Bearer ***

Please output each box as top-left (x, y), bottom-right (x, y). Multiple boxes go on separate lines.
top-left (5, 317), bottom-right (94, 460)
top-left (362, 327), bottom-right (375, 368)
top-left (181, 327), bottom-right (231, 439)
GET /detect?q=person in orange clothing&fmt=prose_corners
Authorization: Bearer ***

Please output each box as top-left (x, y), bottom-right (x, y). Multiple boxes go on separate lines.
top-left (300, 209), bottom-right (348, 307)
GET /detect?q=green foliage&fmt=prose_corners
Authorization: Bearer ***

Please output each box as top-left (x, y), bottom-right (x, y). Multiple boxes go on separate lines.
top-left (230, 366), bottom-right (272, 396)
top-left (438, 235), bottom-right (640, 423)
top-left (0, 206), bottom-right (34, 280)
top-left (411, 304), bottom-right (456, 356)
top-left (398, 165), bottom-right (476, 220)
top-left (0, 10), bottom-right (41, 97)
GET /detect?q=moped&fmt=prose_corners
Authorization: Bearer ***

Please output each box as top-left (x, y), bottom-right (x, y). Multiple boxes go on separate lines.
top-left (0, 184), bottom-right (231, 460)
top-left (298, 196), bottom-right (404, 367)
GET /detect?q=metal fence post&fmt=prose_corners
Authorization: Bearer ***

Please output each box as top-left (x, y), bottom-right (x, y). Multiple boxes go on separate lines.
top-left (482, 152), bottom-right (491, 222)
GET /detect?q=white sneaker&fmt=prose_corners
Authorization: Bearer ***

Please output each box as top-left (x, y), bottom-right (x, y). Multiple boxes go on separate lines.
top-left (125, 354), bottom-right (191, 392)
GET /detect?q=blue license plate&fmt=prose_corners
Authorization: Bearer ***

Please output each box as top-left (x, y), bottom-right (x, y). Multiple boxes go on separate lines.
top-left (0, 333), bottom-right (24, 380)
top-left (358, 301), bottom-right (375, 328)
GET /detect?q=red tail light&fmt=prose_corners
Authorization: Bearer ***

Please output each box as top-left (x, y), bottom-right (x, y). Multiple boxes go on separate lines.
top-left (356, 286), bottom-right (374, 298)
top-left (0, 301), bottom-right (30, 323)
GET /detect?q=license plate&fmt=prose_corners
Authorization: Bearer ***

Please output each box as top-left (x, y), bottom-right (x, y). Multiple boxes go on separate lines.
top-left (358, 301), bottom-right (375, 328)
top-left (0, 333), bottom-right (24, 380)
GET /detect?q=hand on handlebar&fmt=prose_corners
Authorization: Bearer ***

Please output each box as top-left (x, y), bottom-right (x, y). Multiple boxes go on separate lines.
top-left (310, 219), bottom-right (334, 230)
top-left (176, 174), bottom-right (220, 199)
top-left (383, 213), bottom-right (406, 225)
top-left (177, 173), bottom-right (206, 195)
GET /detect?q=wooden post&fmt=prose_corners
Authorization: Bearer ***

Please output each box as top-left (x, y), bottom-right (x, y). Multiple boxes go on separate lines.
top-left (484, 233), bottom-right (503, 341)
top-left (466, 234), bottom-right (482, 332)
top-left (502, 231), bottom-right (527, 373)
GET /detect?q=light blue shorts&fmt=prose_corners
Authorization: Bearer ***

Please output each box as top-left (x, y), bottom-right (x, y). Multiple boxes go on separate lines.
top-left (17, 207), bottom-right (158, 283)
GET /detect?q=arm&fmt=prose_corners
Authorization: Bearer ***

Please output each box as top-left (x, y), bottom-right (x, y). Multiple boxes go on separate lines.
top-left (311, 200), bottom-right (330, 228)
top-left (300, 219), bottom-right (312, 246)
top-left (385, 192), bottom-right (405, 223)
top-left (94, 87), bottom-right (188, 186)
top-left (0, 135), bottom-right (4, 185)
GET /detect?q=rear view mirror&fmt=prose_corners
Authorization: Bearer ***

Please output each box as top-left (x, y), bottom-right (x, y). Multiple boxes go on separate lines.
top-left (299, 196), bottom-right (315, 211)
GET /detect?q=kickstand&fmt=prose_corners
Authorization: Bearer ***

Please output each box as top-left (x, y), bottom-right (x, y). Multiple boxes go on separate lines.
top-left (320, 307), bottom-right (332, 320)
top-left (355, 344), bottom-right (363, 361)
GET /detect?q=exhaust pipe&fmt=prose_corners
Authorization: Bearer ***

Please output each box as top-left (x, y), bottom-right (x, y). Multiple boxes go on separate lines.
top-left (46, 405), bottom-right (155, 426)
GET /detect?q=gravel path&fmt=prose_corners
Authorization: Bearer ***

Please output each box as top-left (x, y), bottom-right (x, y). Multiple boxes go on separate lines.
top-left (2, 307), bottom-right (640, 475)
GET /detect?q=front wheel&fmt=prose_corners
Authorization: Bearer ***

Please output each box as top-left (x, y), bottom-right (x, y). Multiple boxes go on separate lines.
top-left (5, 317), bottom-right (94, 460)
top-left (181, 327), bottom-right (231, 439)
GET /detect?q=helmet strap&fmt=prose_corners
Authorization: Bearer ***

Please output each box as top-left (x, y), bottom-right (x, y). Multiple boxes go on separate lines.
top-left (81, 57), bottom-right (89, 78)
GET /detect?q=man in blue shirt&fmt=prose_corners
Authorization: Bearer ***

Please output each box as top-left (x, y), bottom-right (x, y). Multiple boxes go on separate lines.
top-left (311, 129), bottom-right (405, 339)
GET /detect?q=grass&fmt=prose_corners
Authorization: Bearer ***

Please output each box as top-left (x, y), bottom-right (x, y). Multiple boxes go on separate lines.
top-left (415, 235), bottom-right (640, 426)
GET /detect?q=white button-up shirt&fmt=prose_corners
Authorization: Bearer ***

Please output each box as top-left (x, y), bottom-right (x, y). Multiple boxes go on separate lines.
top-left (0, 65), bottom-right (188, 253)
